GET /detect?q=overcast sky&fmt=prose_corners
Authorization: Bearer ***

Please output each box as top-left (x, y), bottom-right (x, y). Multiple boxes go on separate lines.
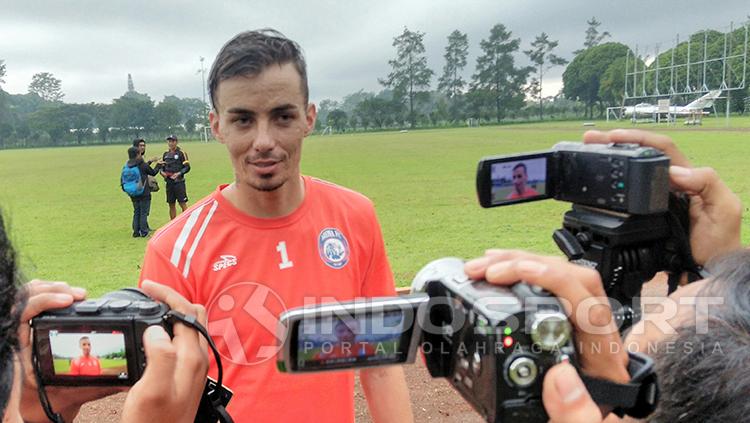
top-left (1, 0), bottom-right (747, 106)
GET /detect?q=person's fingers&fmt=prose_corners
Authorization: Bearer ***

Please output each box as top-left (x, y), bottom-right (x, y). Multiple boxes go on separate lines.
top-left (543, 362), bottom-right (603, 423)
top-left (140, 280), bottom-right (202, 342)
top-left (669, 166), bottom-right (742, 210)
top-left (583, 129), bottom-right (691, 167)
top-left (20, 292), bottom-right (76, 323)
top-left (140, 280), bottom-right (208, 386)
top-left (465, 250), bottom-right (607, 298)
top-left (478, 255), bottom-right (629, 381)
top-left (136, 326), bottom-right (177, 396)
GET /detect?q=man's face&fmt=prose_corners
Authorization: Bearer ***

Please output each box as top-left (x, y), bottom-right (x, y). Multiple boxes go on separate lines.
top-left (512, 167), bottom-right (527, 190)
top-left (167, 139), bottom-right (178, 151)
top-left (137, 141), bottom-right (146, 155)
top-left (80, 339), bottom-right (91, 356)
top-left (209, 63), bottom-right (316, 193)
top-left (334, 321), bottom-right (357, 344)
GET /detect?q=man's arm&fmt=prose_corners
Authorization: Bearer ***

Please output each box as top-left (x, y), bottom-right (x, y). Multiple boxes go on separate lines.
top-left (360, 366), bottom-right (413, 423)
top-left (179, 151), bottom-right (191, 176)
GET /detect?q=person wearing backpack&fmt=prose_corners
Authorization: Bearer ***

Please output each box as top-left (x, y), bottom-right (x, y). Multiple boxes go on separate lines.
top-left (121, 146), bottom-right (159, 237)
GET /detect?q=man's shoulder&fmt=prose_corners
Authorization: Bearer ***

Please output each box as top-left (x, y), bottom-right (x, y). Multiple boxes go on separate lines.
top-left (309, 177), bottom-right (373, 208)
top-left (148, 194), bottom-right (219, 248)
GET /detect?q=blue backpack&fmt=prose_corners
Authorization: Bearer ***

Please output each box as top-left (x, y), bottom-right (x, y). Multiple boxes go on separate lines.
top-left (121, 164), bottom-right (144, 197)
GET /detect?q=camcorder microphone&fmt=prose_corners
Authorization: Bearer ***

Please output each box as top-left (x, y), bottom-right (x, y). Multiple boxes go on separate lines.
top-left (31, 288), bottom-right (234, 423)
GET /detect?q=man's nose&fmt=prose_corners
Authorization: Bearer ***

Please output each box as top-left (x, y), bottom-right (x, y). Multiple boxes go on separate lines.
top-left (254, 122), bottom-right (276, 152)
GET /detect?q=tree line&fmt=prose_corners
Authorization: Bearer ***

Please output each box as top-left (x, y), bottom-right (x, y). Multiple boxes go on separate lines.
top-left (1, 18), bottom-right (748, 148)
top-left (0, 70), bottom-right (207, 149)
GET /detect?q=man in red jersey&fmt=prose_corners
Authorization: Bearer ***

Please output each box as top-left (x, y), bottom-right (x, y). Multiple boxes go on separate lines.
top-left (314, 319), bottom-right (377, 361)
top-left (68, 337), bottom-right (101, 376)
top-left (505, 162), bottom-right (540, 200)
top-left (140, 29), bottom-right (412, 422)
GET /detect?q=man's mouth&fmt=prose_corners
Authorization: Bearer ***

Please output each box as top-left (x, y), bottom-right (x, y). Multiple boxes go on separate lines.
top-left (248, 158), bottom-right (282, 175)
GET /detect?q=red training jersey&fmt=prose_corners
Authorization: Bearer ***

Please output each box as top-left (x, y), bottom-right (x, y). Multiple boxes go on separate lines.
top-left (139, 176), bottom-right (396, 423)
top-left (506, 186), bottom-right (541, 200)
top-left (69, 356), bottom-right (101, 376)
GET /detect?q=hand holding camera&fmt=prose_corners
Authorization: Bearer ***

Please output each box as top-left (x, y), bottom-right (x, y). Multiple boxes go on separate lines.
top-left (583, 129), bottom-right (742, 265)
top-left (21, 279), bottom-right (218, 423)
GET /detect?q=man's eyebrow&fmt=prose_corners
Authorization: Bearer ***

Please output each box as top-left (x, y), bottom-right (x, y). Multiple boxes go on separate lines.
top-left (226, 108), bottom-right (255, 115)
top-left (271, 104), bottom-right (299, 114)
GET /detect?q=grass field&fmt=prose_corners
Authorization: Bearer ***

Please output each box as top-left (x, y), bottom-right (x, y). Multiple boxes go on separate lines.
top-left (1, 117), bottom-right (749, 294)
top-left (53, 358), bottom-right (127, 375)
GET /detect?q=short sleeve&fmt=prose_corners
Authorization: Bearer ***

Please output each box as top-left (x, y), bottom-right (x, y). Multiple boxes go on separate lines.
top-left (359, 206), bottom-right (396, 298)
top-left (139, 242), bottom-right (196, 302)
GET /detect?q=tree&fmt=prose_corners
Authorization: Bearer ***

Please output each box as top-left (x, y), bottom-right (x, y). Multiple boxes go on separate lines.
top-left (111, 93), bottom-right (155, 134)
top-left (28, 72), bottom-right (64, 102)
top-left (472, 24), bottom-right (531, 122)
top-left (574, 17), bottom-right (611, 54)
top-left (0, 60), bottom-right (6, 86)
top-left (524, 33), bottom-right (568, 120)
top-left (155, 101), bottom-right (181, 131)
top-left (327, 109), bottom-right (348, 132)
top-left (437, 30), bottom-right (469, 122)
top-left (563, 42), bottom-right (630, 118)
top-left (379, 27), bottom-right (434, 128)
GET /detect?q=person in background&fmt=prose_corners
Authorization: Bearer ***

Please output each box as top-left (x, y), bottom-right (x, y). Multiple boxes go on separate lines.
top-left (159, 135), bottom-right (190, 220)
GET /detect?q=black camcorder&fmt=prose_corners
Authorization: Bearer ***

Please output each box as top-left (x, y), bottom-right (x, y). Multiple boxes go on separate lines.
top-left (476, 141), bottom-right (670, 214)
top-left (32, 288), bottom-right (169, 386)
top-left (31, 288), bottom-right (234, 423)
top-left (278, 258), bottom-right (576, 422)
top-left (477, 142), bottom-right (701, 329)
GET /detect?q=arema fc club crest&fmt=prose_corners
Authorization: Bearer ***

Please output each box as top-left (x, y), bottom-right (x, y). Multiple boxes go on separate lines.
top-left (318, 228), bottom-right (350, 269)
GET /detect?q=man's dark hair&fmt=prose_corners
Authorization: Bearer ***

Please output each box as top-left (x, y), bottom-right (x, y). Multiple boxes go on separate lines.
top-left (650, 249), bottom-right (750, 422)
top-left (132, 138), bottom-right (145, 147)
top-left (512, 163), bottom-right (527, 174)
top-left (208, 29), bottom-right (308, 110)
top-left (0, 212), bottom-right (23, 415)
top-left (128, 146), bottom-right (138, 160)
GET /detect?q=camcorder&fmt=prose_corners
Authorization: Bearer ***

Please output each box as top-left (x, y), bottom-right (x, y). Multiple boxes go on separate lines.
top-left (278, 258), bottom-right (576, 422)
top-left (277, 142), bottom-right (669, 422)
top-left (477, 142), bottom-right (702, 328)
top-left (31, 288), bottom-right (234, 423)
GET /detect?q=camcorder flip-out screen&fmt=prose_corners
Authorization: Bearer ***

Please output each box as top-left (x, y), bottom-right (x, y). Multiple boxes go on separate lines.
top-left (277, 295), bottom-right (428, 373)
top-left (33, 322), bottom-right (138, 386)
top-left (476, 152), bottom-right (554, 208)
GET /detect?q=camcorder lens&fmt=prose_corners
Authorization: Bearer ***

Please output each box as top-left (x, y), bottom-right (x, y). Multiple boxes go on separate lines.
top-left (530, 312), bottom-right (571, 351)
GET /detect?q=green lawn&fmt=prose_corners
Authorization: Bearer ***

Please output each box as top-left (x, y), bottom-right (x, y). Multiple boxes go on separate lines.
top-left (53, 358), bottom-right (127, 375)
top-left (1, 117), bottom-right (749, 294)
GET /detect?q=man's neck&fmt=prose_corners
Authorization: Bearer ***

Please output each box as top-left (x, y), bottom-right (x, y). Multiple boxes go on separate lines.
top-left (223, 176), bottom-right (306, 219)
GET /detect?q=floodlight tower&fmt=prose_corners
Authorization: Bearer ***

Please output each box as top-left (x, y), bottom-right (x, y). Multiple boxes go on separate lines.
top-left (198, 56), bottom-right (209, 142)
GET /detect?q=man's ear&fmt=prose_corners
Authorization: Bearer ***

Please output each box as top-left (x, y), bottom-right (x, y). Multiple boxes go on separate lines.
top-left (209, 109), bottom-right (224, 144)
top-left (304, 103), bottom-right (317, 136)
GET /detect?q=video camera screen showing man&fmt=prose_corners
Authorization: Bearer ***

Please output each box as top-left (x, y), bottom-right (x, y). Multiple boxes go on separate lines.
top-left (491, 158), bottom-right (547, 204)
top-left (297, 313), bottom-right (405, 370)
top-left (48, 332), bottom-right (127, 378)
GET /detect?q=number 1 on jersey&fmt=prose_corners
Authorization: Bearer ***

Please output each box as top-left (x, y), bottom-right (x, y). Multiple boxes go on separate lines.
top-left (276, 241), bottom-right (294, 270)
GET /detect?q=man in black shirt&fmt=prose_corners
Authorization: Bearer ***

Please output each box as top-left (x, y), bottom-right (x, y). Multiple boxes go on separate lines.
top-left (160, 135), bottom-right (191, 219)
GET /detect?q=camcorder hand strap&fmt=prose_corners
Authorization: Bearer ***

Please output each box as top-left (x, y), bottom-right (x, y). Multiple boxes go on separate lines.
top-left (166, 310), bottom-right (234, 423)
top-left (581, 351), bottom-right (659, 419)
top-left (32, 340), bottom-right (65, 423)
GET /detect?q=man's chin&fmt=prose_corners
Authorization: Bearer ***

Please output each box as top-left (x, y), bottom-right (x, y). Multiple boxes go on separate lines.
top-left (250, 176), bottom-right (285, 192)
